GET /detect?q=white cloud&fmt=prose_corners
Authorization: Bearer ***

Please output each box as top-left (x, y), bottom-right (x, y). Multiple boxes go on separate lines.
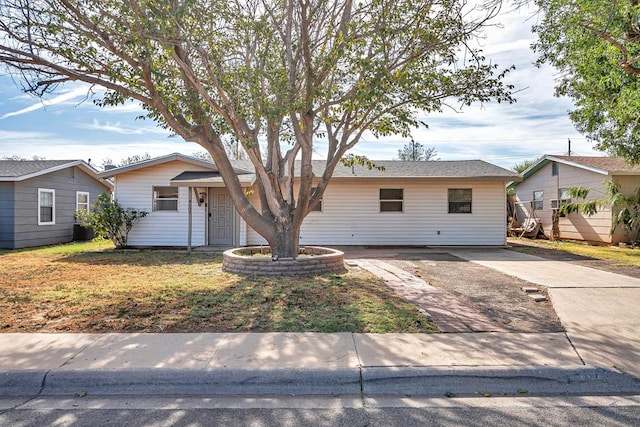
top-left (0, 85), bottom-right (93, 119)
top-left (101, 102), bottom-right (145, 114)
top-left (76, 118), bottom-right (171, 136)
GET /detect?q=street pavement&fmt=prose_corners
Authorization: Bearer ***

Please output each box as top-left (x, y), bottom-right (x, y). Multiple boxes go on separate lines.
top-left (1, 246), bottom-right (640, 403)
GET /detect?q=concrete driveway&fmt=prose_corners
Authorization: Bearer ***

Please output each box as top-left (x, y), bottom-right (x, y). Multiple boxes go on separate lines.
top-left (449, 248), bottom-right (640, 378)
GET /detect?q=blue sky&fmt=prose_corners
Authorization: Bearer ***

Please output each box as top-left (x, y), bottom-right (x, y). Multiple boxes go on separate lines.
top-left (0, 6), bottom-right (600, 170)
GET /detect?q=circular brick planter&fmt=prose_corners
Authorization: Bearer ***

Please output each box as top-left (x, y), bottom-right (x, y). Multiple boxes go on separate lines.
top-left (222, 246), bottom-right (346, 275)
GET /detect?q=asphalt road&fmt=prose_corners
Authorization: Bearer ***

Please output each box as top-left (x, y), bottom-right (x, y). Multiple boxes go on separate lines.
top-left (2, 395), bottom-right (640, 426)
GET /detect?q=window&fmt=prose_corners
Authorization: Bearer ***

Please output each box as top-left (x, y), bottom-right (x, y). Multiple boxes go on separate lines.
top-left (38, 188), bottom-right (55, 225)
top-left (552, 162), bottom-right (558, 176)
top-left (153, 186), bottom-right (179, 211)
top-left (380, 188), bottom-right (403, 212)
top-left (309, 188), bottom-right (322, 212)
top-left (533, 190), bottom-right (543, 211)
top-left (76, 191), bottom-right (90, 212)
top-left (556, 188), bottom-right (572, 216)
top-left (448, 188), bottom-right (472, 214)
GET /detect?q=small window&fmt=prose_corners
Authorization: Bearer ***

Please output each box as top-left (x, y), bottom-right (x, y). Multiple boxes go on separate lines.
top-left (552, 162), bottom-right (558, 176)
top-left (309, 188), bottom-right (322, 212)
top-left (448, 188), bottom-right (472, 214)
top-left (380, 188), bottom-right (403, 212)
top-left (153, 186), bottom-right (179, 211)
top-left (38, 188), bottom-right (55, 225)
top-left (557, 188), bottom-right (572, 217)
top-left (533, 190), bottom-right (543, 211)
top-left (76, 191), bottom-right (90, 212)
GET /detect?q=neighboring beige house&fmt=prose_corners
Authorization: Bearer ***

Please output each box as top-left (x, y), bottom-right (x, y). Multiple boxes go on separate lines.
top-left (513, 155), bottom-right (640, 244)
top-left (97, 153), bottom-right (520, 248)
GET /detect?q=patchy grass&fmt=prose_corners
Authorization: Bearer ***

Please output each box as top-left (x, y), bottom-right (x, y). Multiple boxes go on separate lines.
top-left (0, 241), bottom-right (435, 333)
top-left (508, 237), bottom-right (640, 267)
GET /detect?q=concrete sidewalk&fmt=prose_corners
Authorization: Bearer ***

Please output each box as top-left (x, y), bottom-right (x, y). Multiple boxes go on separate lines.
top-left (3, 332), bottom-right (639, 398)
top-left (450, 248), bottom-right (640, 379)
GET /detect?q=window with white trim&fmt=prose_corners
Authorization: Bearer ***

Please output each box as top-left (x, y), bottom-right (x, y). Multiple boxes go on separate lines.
top-left (76, 191), bottom-right (90, 212)
top-left (533, 190), bottom-right (543, 211)
top-left (309, 188), bottom-right (322, 212)
top-left (153, 186), bottom-right (179, 211)
top-left (448, 188), bottom-right (472, 214)
top-left (38, 188), bottom-right (55, 225)
top-left (380, 188), bottom-right (403, 212)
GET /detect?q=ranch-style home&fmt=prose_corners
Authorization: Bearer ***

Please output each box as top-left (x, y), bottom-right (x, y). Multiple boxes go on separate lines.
top-left (0, 159), bottom-right (112, 249)
top-left (97, 153), bottom-right (520, 248)
top-left (512, 155), bottom-right (640, 244)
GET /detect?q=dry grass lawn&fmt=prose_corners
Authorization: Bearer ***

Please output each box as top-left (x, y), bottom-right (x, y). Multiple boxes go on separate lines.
top-left (0, 240), bottom-right (435, 333)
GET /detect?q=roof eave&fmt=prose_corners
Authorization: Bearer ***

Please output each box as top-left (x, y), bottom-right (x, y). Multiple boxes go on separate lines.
top-left (547, 155), bottom-right (609, 175)
top-left (328, 175), bottom-right (520, 182)
top-left (97, 153), bottom-right (216, 178)
top-left (170, 176), bottom-right (257, 187)
top-left (0, 160), bottom-right (92, 182)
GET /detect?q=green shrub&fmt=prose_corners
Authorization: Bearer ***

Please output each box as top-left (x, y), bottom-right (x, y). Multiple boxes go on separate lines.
top-left (80, 194), bottom-right (148, 248)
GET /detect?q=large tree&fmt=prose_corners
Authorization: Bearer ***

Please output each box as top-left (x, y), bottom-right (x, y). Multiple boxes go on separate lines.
top-left (533, 0), bottom-right (640, 163)
top-left (0, 0), bottom-right (514, 257)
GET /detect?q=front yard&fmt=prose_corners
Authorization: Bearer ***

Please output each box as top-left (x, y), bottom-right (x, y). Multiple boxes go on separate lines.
top-left (0, 240), bottom-right (435, 333)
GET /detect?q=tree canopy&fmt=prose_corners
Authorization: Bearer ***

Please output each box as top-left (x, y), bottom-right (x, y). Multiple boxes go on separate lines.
top-left (512, 158), bottom-right (535, 174)
top-left (533, 0), bottom-right (640, 163)
top-left (396, 139), bottom-right (438, 161)
top-left (0, 0), bottom-right (515, 257)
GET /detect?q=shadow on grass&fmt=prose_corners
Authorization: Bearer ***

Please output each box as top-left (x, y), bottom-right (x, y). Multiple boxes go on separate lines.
top-left (2, 270), bottom-right (435, 334)
top-left (54, 250), bottom-right (222, 267)
top-left (179, 274), bottom-right (435, 333)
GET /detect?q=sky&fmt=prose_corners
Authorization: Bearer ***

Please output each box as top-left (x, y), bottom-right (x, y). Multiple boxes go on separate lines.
top-left (0, 4), bottom-right (601, 171)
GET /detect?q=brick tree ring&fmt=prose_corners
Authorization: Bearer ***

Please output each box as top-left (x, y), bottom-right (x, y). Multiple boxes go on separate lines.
top-left (222, 246), bottom-right (346, 276)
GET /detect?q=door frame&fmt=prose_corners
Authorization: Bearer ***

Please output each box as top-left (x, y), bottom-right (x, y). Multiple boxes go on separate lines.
top-left (207, 188), bottom-right (238, 246)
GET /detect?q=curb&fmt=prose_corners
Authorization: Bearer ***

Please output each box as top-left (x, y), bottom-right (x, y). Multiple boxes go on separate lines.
top-left (2, 366), bottom-right (638, 397)
top-left (40, 368), bottom-right (362, 396)
top-left (362, 365), bottom-right (640, 396)
top-left (0, 370), bottom-right (47, 396)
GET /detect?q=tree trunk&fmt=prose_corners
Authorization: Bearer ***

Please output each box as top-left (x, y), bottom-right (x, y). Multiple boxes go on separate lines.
top-left (268, 221), bottom-right (300, 259)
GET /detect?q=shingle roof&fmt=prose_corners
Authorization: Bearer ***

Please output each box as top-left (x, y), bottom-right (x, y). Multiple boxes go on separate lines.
top-left (232, 159), bottom-right (517, 179)
top-left (0, 160), bottom-right (77, 178)
top-left (553, 156), bottom-right (640, 173)
top-left (0, 159), bottom-right (111, 190)
top-left (323, 160), bottom-right (517, 178)
top-left (99, 153), bottom-right (518, 181)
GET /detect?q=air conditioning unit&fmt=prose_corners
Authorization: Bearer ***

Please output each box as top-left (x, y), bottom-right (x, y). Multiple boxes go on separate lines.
top-left (550, 199), bottom-right (559, 209)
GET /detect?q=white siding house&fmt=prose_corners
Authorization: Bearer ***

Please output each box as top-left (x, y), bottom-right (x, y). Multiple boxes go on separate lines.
top-left (110, 160), bottom-right (212, 246)
top-left (513, 155), bottom-right (640, 244)
top-left (99, 153), bottom-right (519, 247)
top-left (247, 180), bottom-right (508, 246)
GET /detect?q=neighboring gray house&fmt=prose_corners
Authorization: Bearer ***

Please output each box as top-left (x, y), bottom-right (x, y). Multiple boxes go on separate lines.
top-left (98, 153), bottom-right (520, 247)
top-left (0, 160), bottom-right (112, 249)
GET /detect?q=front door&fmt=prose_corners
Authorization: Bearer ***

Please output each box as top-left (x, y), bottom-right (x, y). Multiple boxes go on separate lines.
top-left (209, 189), bottom-right (234, 245)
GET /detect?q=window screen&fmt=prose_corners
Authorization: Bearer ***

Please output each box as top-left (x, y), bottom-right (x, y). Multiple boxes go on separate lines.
top-left (380, 188), bottom-right (403, 212)
top-left (448, 189), bottom-right (472, 214)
